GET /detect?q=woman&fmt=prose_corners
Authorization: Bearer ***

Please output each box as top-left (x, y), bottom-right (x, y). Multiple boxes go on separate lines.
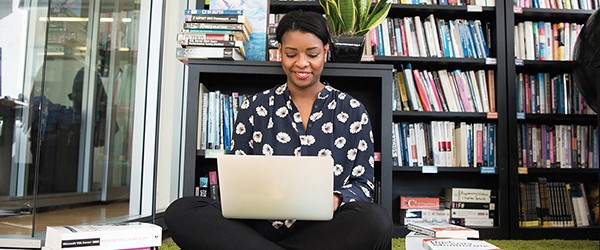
top-left (165, 10), bottom-right (393, 249)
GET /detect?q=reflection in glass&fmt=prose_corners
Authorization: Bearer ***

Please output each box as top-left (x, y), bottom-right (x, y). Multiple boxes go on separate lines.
top-left (0, 0), bottom-right (140, 237)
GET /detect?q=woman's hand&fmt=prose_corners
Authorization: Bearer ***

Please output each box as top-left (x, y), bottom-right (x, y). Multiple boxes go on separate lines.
top-left (333, 193), bottom-right (342, 211)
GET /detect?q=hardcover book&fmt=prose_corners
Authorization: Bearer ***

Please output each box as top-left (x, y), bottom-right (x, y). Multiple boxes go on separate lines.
top-left (406, 222), bottom-right (479, 239)
top-left (44, 222), bottom-right (161, 250)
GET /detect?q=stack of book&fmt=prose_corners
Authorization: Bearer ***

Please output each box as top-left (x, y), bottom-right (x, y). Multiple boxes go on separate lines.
top-left (444, 187), bottom-right (495, 227)
top-left (43, 222), bottom-right (162, 250)
top-left (405, 222), bottom-right (501, 250)
top-left (400, 195), bottom-right (451, 225)
top-left (176, 9), bottom-right (251, 62)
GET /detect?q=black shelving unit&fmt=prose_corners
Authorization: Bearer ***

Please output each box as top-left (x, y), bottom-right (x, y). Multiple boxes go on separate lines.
top-left (505, 4), bottom-right (599, 240)
top-left (184, 1), bottom-right (599, 240)
top-left (182, 59), bottom-right (395, 228)
top-left (364, 3), bottom-right (510, 239)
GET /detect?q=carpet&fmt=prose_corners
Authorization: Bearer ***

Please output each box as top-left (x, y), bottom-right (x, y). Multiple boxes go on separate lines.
top-left (160, 238), bottom-right (600, 249)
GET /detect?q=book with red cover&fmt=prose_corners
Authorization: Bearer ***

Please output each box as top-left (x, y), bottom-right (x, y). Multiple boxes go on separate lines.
top-left (401, 196), bottom-right (441, 210)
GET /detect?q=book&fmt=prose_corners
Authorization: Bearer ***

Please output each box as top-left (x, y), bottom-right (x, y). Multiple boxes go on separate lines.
top-left (183, 22), bottom-right (251, 38)
top-left (407, 222), bottom-right (479, 239)
top-left (209, 170), bottom-right (219, 200)
top-left (178, 33), bottom-right (246, 54)
top-left (404, 209), bottom-right (451, 225)
top-left (182, 29), bottom-right (249, 43)
top-left (423, 238), bottom-right (502, 250)
top-left (0, 237), bottom-right (42, 249)
top-left (406, 231), bottom-right (435, 250)
top-left (445, 188), bottom-right (492, 203)
top-left (176, 47), bottom-right (244, 61)
top-left (198, 83), bottom-right (209, 149)
top-left (44, 222), bottom-right (161, 250)
top-left (184, 9), bottom-right (243, 15)
top-left (401, 196), bottom-right (441, 210)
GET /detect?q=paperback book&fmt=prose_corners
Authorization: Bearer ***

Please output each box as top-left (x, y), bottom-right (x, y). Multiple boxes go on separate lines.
top-left (406, 222), bottom-right (479, 239)
top-left (423, 238), bottom-right (502, 250)
top-left (44, 222), bottom-right (161, 250)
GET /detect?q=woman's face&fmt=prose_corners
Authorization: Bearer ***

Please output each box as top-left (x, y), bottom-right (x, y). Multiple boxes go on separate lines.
top-left (279, 30), bottom-right (329, 91)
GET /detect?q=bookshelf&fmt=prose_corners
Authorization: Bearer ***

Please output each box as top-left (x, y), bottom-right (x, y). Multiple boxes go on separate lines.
top-left (362, 3), bottom-right (509, 239)
top-left (182, 59), bottom-right (394, 218)
top-left (182, 0), bottom-right (599, 240)
top-left (505, 3), bottom-right (599, 240)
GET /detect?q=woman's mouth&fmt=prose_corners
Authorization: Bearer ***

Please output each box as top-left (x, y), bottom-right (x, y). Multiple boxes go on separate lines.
top-left (294, 71), bottom-right (311, 80)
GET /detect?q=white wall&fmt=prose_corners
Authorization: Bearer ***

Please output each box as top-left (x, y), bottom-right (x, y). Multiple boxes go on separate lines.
top-left (155, 0), bottom-right (190, 212)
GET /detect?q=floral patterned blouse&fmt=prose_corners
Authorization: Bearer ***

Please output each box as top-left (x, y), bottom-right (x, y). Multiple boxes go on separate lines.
top-left (230, 83), bottom-right (375, 206)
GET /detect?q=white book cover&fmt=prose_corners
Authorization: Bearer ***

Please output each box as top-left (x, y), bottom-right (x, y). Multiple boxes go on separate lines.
top-left (476, 70), bottom-right (490, 112)
top-left (451, 208), bottom-right (490, 219)
top-left (423, 238), bottom-right (502, 250)
top-left (198, 83), bottom-right (209, 150)
top-left (544, 22), bottom-right (553, 60)
top-left (427, 14), bottom-right (442, 58)
top-left (524, 21), bottom-right (535, 60)
top-left (448, 20), bottom-right (464, 58)
top-left (0, 237), bottom-right (42, 249)
top-left (517, 22), bottom-right (526, 60)
top-left (467, 71), bottom-right (483, 112)
top-left (382, 18), bottom-right (392, 56)
top-left (461, 217), bottom-right (494, 227)
top-left (423, 18), bottom-right (438, 57)
top-left (404, 17), bottom-right (417, 57)
top-left (445, 121), bottom-right (456, 167)
top-left (431, 121), bottom-right (443, 166)
top-left (454, 122), bottom-right (470, 167)
top-left (406, 231), bottom-right (435, 250)
top-left (403, 67), bottom-right (422, 111)
top-left (44, 222), bottom-right (161, 250)
top-left (445, 188), bottom-right (491, 203)
top-left (415, 16), bottom-right (429, 57)
top-left (437, 70), bottom-right (460, 112)
top-left (407, 222), bottom-right (479, 239)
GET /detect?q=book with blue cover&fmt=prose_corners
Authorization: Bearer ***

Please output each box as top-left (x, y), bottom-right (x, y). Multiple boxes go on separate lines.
top-left (210, 0), bottom-right (268, 61)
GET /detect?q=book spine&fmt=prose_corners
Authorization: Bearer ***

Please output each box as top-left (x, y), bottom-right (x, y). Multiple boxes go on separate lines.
top-left (184, 9), bottom-right (243, 15)
top-left (200, 92), bottom-right (209, 150)
top-left (445, 188), bottom-right (492, 203)
top-left (183, 22), bottom-right (247, 32)
top-left (185, 14), bottom-right (245, 24)
top-left (209, 171), bottom-right (219, 200)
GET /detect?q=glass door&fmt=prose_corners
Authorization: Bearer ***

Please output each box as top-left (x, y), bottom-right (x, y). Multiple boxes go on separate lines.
top-left (0, 0), bottom-right (141, 237)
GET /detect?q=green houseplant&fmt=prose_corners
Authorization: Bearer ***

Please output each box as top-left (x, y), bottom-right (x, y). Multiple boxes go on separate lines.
top-left (319, 0), bottom-right (392, 62)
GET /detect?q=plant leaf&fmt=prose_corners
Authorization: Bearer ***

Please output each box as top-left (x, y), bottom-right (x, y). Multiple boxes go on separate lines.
top-left (338, 0), bottom-right (356, 35)
top-left (361, 0), bottom-right (391, 34)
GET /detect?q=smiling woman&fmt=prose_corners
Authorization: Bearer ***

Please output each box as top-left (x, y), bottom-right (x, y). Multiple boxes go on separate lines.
top-left (164, 10), bottom-right (393, 249)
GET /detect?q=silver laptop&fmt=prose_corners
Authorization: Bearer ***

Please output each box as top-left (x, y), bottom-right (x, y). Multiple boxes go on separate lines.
top-left (216, 155), bottom-right (334, 221)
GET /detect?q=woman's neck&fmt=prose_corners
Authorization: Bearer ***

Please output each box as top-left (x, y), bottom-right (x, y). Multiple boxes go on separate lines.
top-left (287, 82), bottom-right (324, 102)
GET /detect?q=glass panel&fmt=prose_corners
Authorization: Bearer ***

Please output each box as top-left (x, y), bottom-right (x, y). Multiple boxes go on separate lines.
top-left (0, 0), bottom-right (141, 238)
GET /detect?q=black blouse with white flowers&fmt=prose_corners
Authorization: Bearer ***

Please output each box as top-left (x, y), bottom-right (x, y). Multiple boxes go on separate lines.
top-left (231, 83), bottom-right (375, 205)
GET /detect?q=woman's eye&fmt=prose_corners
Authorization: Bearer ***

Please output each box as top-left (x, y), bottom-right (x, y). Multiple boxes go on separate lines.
top-left (309, 54), bottom-right (319, 58)
top-left (286, 54), bottom-right (296, 58)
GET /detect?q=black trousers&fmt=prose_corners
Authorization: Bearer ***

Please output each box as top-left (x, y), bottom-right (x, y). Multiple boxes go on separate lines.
top-left (164, 196), bottom-right (393, 250)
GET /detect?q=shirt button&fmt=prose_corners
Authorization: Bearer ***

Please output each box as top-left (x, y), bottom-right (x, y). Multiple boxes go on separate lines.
top-left (308, 124), bottom-right (312, 128)
top-left (314, 105), bottom-right (318, 108)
